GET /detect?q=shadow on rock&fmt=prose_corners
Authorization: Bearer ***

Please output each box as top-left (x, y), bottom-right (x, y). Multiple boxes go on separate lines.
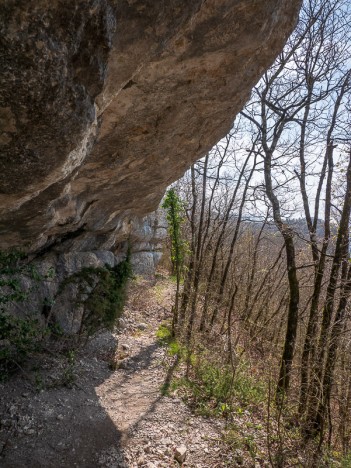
top-left (0, 331), bottom-right (126, 468)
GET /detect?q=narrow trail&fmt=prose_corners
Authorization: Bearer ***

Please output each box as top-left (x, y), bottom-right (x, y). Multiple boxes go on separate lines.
top-left (0, 275), bottom-right (230, 468)
top-left (97, 275), bottom-right (228, 467)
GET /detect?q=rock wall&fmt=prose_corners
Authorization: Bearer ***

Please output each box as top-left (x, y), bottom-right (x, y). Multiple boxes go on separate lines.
top-left (129, 210), bottom-right (167, 276)
top-left (0, 0), bottom-right (301, 256)
top-left (4, 212), bottom-right (166, 333)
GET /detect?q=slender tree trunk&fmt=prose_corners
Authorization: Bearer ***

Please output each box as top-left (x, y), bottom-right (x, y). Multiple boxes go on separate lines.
top-left (276, 232), bottom-right (300, 398)
top-left (186, 156), bottom-right (208, 342)
top-left (306, 150), bottom-right (351, 437)
top-left (243, 213), bottom-right (268, 318)
top-left (300, 75), bottom-right (349, 413)
top-left (199, 150), bottom-right (252, 331)
top-left (210, 156), bottom-right (257, 327)
top-left (245, 246), bottom-right (284, 322)
top-left (263, 147), bottom-right (300, 398)
top-left (299, 143), bottom-right (332, 413)
top-left (179, 165), bottom-right (197, 327)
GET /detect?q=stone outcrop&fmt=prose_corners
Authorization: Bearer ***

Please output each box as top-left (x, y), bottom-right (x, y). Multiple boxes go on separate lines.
top-left (0, 0), bottom-right (301, 255)
top-left (128, 209), bottom-right (167, 276)
top-left (6, 212), bottom-right (166, 333)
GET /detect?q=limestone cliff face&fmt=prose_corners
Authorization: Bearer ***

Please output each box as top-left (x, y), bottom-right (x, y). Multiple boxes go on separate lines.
top-left (4, 211), bottom-right (166, 333)
top-left (0, 0), bottom-right (301, 254)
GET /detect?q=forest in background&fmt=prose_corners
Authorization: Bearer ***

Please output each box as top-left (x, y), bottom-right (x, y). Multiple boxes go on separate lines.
top-left (162, 0), bottom-right (351, 464)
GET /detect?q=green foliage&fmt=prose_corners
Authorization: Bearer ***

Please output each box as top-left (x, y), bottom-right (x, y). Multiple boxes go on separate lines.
top-left (340, 454), bottom-right (351, 467)
top-left (61, 350), bottom-right (76, 388)
top-left (0, 250), bottom-right (53, 306)
top-left (0, 250), bottom-right (50, 379)
top-left (318, 451), bottom-right (351, 468)
top-left (59, 257), bottom-right (131, 338)
top-left (156, 322), bottom-right (187, 358)
top-left (194, 360), bottom-right (233, 406)
top-left (327, 452), bottom-right (351, 467)
top-left (162, 189), bottom-right (187, 334)
top-left (34, 371), bottom-right (44, 391)
top-left (0, 314), bottom-right (44, 379)
top-left (231, 364), bottom-right (267, 409)
top-left (169, 274), bottom-right (184, 285)
top-left (162, 189), bottom-right (187, 275)
top-left (156, 323), bottom-right (173, 343)
top-left (0, 248), bottom-right (131, 381)
top-left (188, 358), bottom-right (265, 416)
top-left (174, 359), bottom-right (234, 416)
top-left (159, 323), bottom-right (266, 418)
top-left (224, 427), bottom-right (258, 461)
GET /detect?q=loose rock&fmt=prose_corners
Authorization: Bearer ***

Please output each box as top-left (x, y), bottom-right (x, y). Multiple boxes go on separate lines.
top-left (174, 445), bottom-right (187, 464)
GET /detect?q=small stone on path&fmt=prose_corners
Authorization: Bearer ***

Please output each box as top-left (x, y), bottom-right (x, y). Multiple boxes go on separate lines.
top-left (174, 444), bottom-right (187, 464)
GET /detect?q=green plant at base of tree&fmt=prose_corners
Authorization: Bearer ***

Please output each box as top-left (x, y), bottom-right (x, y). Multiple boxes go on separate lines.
top-left (162, 188), bottom-right (187, 335)
top-left (157, 322), bottom-right (266, 418)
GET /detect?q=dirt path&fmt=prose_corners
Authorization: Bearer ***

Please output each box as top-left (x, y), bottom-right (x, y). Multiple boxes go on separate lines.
top-left (0, 275), bottom-right (232, 467)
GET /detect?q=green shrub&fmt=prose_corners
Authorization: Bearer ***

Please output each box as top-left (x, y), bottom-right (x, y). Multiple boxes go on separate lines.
top-left (59, 257), bottom-right (131, 339)
top-left (156, 323), bottom-right (173, 343)
top-left (60, 350), bottom-right (76, 388)
top-left (340, 453), bottom-right (351, 467)
top-left (0, 313), bottom-right (44, 379)
top-left (0, 249), bottom-right (52, 305)
top-left (159, 325), bottom-right (266, 417)
top-left (231, 364), bottom-right (267, 408)
top-left (156, 322), bottom-right (187, 358)
top-left (0, 248), bottom-right (131, 379)
top-left (0, 250), bottom-right (50, 379)
top-left (177, 360), bottom-right (234, 416)
top-left (224, 427), bottom-right (258, 461)
top-left (195, 360), bottom-right (233, 402)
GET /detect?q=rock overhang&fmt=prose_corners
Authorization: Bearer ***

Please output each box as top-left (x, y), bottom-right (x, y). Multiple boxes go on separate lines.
top-left (0, 0), bottom-right (302, 253)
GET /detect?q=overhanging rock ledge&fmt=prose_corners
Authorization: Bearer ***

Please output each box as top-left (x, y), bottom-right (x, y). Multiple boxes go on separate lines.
top-left (0, 0), bottom-right (301, 255)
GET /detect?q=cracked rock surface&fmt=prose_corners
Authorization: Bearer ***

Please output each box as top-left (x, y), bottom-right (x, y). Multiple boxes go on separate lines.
top-left (0, 0), bottom-right (301, 252)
